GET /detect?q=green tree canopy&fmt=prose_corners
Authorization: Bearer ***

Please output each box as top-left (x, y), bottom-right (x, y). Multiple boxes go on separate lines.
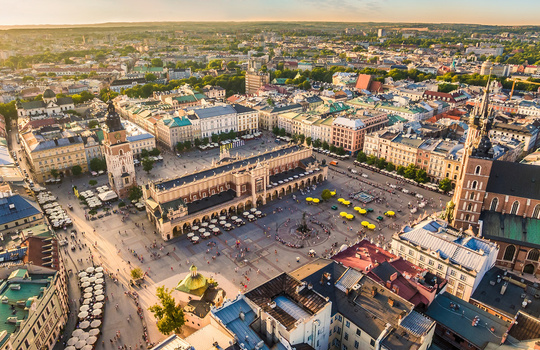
top-left (142, 157), bottom-right (154, 174)
top-left (148, 286), bottom-right (185, 335)
top-left (439, 178), bottom-right (453, 193)
top-left (71, 165), bottom-right (83, 176)
top-left (145, 73), bottom-right (157, 82)
top-left (88, 120), bottom-right (99, 129)
top-left (131, 268), bottom-right (144, 281)
top-left (129, 186), bottom-right (143, 202)
top-left (151, 58), bottom-right (164, 67)
top-left (321, 189), bottom-right (332, 201)
top-left (50, 169), bottom-right (59, 179)
top-left (89, 158), bottom-right (107, 172)
top-left (149, 148), bottom-right (161, 156)
top-left (356, 151), bottom-right (367, 163)
top-left (89, 179), bottom-right (97, 186)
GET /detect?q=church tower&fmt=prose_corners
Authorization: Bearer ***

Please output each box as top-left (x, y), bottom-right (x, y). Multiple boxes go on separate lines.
top-left (450, 75), bottom-right (495, 231)
top-left (103, 100), bottom-right (136, 198)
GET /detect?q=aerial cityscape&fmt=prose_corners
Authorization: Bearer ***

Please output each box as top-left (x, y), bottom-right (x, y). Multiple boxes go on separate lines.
top-left (0, 3), bottom-right (540, 350)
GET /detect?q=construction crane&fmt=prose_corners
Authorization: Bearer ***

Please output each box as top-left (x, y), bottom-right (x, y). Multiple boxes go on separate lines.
top-left (509, 78), bottom-right (540, 99)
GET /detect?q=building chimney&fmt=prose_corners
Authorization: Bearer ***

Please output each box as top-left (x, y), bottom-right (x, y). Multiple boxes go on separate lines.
top-left (500, 282), bottom-right (508, 295)
top-left (501, 332), bottom-right (508, 345)
top-left (390, 272), bottom-right (398, 282)
top-left (371, 286), bottom-right (377, 297)
top-left (388, 298), bottom-right (395, 307)
top-left (239, 311), bottom-right (245, 321)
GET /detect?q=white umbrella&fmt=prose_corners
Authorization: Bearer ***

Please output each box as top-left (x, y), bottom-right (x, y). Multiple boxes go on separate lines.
top-left (94, 290), bottom-right (103, 295)
top-left (203, 232), bottom-right (211, 238)
top-left (86, 267), bottom-right (95, 273)
top-left (187, 232), bottom-right (194, 238)
top-left (231, 216), bottom-right (238, 220)
top-left (92, 309), bottom-right (102, 316)
top-left (94, 284), bottom-right (103, 290)
top-left (219, 221), bottom-right (226, 225)
top-left (248, 215), bottom-right (254, 219)
top-left (78, 311), bottom-right (88, 319)
top-left (81, 282), bottom-right (90, 288)
top-left (75, 340), bottom-right (86, 349)
top-left (243, 211), bottom-right (249, 216)
top-left (82, 345), bottom-right (93, 350)
top-left (86, 336), bottom-right (97, 345)
top-left (78, 332), bottom-right (89, 341)
top-left (95, 267), bottom-right (103, 273)
top-left (78, 272), bottom-right (87, 278)
top-left (66, 346), bottom-right (76, 350)
top-left (80, 277), bottom-right (89, 283)
top-left (198, 228), bottom-right (205, 233)
top-left (83, 299), bottom-right (91, 305)
top-left (210, 219), bottom-right (217, 224)
top-left (90, 320), bottom-right (101, 328)
top-left (79, 305), bottom-right (89, 312)
top-left (72, 329), bottom-right (83, 337)
top-left (208, 224), bottom-right (216, 229)
top-left (84, 287), bottom-right (92, 293)
top-left (94, 272), bottom-right (103, 278)
top-left (83, 293), bottom-right (92, 299)
top-left (95, 278), bottom-right (104, 284)
top-left (192, 236), bottom-right (200, 242)
top-left (95, 295), bottom-right (104, 301)
top-left (93, 302), bottom-right (103, 309)
top-left (191, 225), bottom-right (199, 231)
top-left (255, 211), bottom-right (262, 216)
top-left (219, 216), bottom-right (226, 220)
top-left (250, 208), bottom-right (257, 213)
top-left (79, 321), bottom-right (90, 329)
top-left (88, 329), bottom-right (100, 336)
top-left (88, 277), bottom-right (96, 283)
top-left (201, 222), bottom-right (208, 227)
top-left (67, 337), bottom-right (78, 346)
top-left (213, 228), bottom-right (220, 233)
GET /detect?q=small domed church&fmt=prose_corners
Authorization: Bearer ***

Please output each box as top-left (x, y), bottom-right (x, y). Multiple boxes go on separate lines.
top-left (16, 88), bottom-right (74, 119)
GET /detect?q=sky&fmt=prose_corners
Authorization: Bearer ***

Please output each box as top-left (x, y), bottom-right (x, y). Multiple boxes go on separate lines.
top-left (0, 0), bottom-right (539, 26)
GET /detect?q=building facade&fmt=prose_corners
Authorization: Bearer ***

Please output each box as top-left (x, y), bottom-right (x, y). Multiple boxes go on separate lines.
top-left (245, 71), bottom-right (270, 94)
top-left (156, 116), bottom-right (193, 150)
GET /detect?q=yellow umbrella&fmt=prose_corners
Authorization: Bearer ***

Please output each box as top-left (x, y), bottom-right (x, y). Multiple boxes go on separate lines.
top-left (361, 221), bottom-right (370, 227)
top-left (386, 211), bottom-right (395, 216)
top-left (330, 191), bottom-right (336, 196)
top-left (354, 206), bottom-right (361, 211)
top-left (312, 198), bottom-right (320, 204)
top-left (340, 212), bottom-right (348, 217)
top-left (359, 209), bottom-right (367, 214)
top-left (367, 224), bottom-right (376, 230)
top-left (346, 214), bottom-right (354, 220)
top-left (337, 198), bottom-right (345, 203)
top-left (305, 197), bottom-right (313, 202)
top-left (342, 201), bottom-right (351, 206)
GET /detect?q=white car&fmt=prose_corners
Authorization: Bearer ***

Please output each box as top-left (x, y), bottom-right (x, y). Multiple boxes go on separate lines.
top-left (361, 174), bottom-right (368, 178)
top-left (351, 169), bottom-right (358, 174)
top-left (415, 194), bottom-right (424, 199)
top-left (402, 188), bottom-right (410, 194)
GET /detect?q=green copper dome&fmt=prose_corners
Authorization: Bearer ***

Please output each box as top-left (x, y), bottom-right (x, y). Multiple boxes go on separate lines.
top-left (43, 89), bottom-right (56, 99)
top-left (176, 265), bottom-right (209, 296)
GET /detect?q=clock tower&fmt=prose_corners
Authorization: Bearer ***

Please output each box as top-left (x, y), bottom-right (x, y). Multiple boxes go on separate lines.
top-left (103, 100), bottom-right (136, 198)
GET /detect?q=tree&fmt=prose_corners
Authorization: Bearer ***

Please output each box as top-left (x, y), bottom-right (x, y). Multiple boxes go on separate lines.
top-left (142, 157), bottom-right (154, 174)
top-left (149, 286), bottom-right (185, 335)
top-left (176, 142), bottom-right (185, 152)
top-left (313, 139), bottom-right (322, 148)
top-left (279, 128), bottom-right (286, 137)
top-left (366, 155), bottom-right (377, 165)
top-left (301, 80), bottom-right (311, 90)
top-left (415, 169), bottom-right (429, 183)
top-left (272, 126), bottom-right (279, 136)
top-left (298, 134), bottom-right (305, 144)
top-left (151, 58), bottom-right (164, 67)
top-left (329, 144), bottom-right (337, 153)
top-left (72, 165), bottom-right (83, 176)
top-left (145, 73), bottom-right (157, 82)
top-left (89, 180), bottom-right (98, 186)
top-left (211, 134), bottom-right (219, 143)
top-left (322, 141), bottom-right (330, 150)
top-left (183, 140), bottom-right (192, 150)
top-left (149, 148), bottom-right (161, 156)
top-left (131, 268), bottom-right (144, 281)
top-left (89, 157), bottom-right (107, 172)
top-left (337, 146), bottom-right (345, 156)
top-left (386, 162), bottom-right (395, 172)
top-left (194, 138), bottom-right (201, 147)
top-left (141, 149), bottom-right (149, 158)
top-left (118, 201), bottom-right (126, 208)
top-left (50, 168), bottom-right (59, 179)
top-left (321, 189), bottom-right (332, 201)
top-left (439, 178), bottom-right (453, 193)
top-left (404, 164), bottom-right (418, 179)
top-left (357, 151), bottom-right (367, 163)
top-left (396, 165), bottom-right (405, 176)
top-left (306, 137), bottom-right (312, 146)
top-left (88, 120), bottom-right (99, 129)
top-left (376, 157), bottom-right (387, 169)
top-left (129, 186), bottom-right (143, 202)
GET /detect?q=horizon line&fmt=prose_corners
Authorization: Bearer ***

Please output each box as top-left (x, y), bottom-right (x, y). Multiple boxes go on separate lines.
top-left (1, 20), bottom-right (539, 29)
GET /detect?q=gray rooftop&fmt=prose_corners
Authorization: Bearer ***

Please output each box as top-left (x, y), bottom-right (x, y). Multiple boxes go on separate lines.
top-left (192, 105), bottom-right (236, 119)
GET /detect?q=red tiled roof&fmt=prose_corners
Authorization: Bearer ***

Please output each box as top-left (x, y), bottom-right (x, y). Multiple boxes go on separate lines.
top-left (332, 240), bottom-right (397, 272)
top-left (355, 74), bottom-right (373, 90)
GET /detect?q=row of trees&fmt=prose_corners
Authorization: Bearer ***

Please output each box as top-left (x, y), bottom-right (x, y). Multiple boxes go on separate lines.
top-left (356, 151), bottom-right (453, 193)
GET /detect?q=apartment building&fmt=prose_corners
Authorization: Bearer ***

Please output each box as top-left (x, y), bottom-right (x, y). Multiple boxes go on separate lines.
top-left (156, 116), bottom-right (193, 150)
top-left (191, 105), bottom-right (237, 139)
top-left (0, 195), bottom-right (44, 234)
top-left (127, 133), bottom-right (156, 155)
top-left (20, 128), bottom-right (88, 182)
top-left (332, 117), bottom-right (365, 153)
top-left (391, 218), bottom-right (498, 301)
top-left (259, 104), bottom-right (303, 131)
top-left (231, 104), bottom-right (259, 135)
top-left (489, 122), bottom-right (539, 152)
top-left (245, 70), bottom-right (270, 94)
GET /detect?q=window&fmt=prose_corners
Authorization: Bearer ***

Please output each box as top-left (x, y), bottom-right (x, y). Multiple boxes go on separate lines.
top-left (356, 329), bottom-right (361, 336)
top-left (437, 264), bottom-right (443, 271)
top-left (471, 180), bottom-right (477, 190)
top-left (527, 249), bottom-right (540, 261)
top-left (465, 214), bottom-right (471, 221)
top-left (354, 341), bottom-right (359, 349)
top-left (503, 245), bottom-right (516, 261)
top-left (510, 201), bottom-right (520, 215)
top-left (370, 339), bottom-right (375, 347)
top-left (337, 327), bottom-right (341, 335)
top-left (345, 321), bottom-right (350, 328)
top-left (399, 245), bottom-right (405, 252)
top-left (533, 204), bottom-right (540, 219)
top-left (469, 192), bottom-right (475, 200)
top-left (450, 270), bottom-right (456, 277)
top-left (460, 274), bottom-right (467, 282)
top-left (344, 333), bottom-right (349, 341)
top-left (467, 203), bottom-right (472, 211)
top-left (475, 165), bottom-right (481, 175)
top-left (490, 197), bottom-right (499, 211)
top-left (428, 260), bottom-right (434, 266)
top-left (419, 255), bottom-right (425, 262)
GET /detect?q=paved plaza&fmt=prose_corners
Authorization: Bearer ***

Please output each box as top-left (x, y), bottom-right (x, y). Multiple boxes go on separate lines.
top-left (48, 133), bottom-right (450, 347)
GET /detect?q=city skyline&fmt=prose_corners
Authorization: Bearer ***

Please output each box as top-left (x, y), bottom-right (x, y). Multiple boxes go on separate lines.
top-left (1, 0), bottom-right (540, 26)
